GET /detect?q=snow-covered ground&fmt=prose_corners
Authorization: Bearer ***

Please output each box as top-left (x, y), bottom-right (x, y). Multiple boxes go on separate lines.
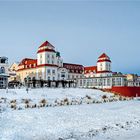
top-left (0, 88), bottom-right (140, 140)
top-left (0, 88), bottom-right (127, 111)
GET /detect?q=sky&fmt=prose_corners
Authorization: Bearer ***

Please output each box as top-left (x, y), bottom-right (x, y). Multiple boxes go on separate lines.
top-left (0, 0), bottom-right (140, 74)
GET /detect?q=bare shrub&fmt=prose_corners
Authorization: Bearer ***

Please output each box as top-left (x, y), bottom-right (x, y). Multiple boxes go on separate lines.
top-left (10, 100), bottom-right (17, 104)
top-left (11, 103), bottom-right (16, 110)
top-left (25, 104), bottom-right (30, 108)
top-left (32, 104), bottom-right (37, 108)
top-left (23, 99), bottom-right (30, 104)
top-left (40, 99), bottom-right (47, 107)
top-left (102, 95), bottom-right (107, 99)
top-left (64, 98), bottom-right (68, 103)
top-left (86, 95), bottom-right (92, 99)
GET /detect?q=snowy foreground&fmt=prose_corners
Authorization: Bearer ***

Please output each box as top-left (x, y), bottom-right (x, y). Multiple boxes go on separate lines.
top-left (0, 88), bottom-right (140, 140)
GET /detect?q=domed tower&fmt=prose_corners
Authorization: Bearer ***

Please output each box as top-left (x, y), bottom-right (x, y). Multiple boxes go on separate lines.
top-left (97, 53), bottom-right (112, 77)
top-left (37, 41), bottom-right (56, 65)
top-left (37, 41), bottom-right (58, 80)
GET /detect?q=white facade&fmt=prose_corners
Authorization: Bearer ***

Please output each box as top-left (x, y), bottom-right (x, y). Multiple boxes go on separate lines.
top-left (81, 53), bottom-right (127, 89)
top-left (0, 57), bottom-right (9, 88)
top-left (36, 42), bottom-right (64, 81)
top-left (78, 76), bottom-right (126, 89)
top-left (84, 53), bottom-right (112, 78)
top-left (97, 61), bottom-right (111, 72)
top-left (16, 41), bottom-right (84, 83)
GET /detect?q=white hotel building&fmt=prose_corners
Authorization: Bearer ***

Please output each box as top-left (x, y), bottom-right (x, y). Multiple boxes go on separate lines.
top-left (78, 53), bottom-right (127, 89)
top-left (16, 41), bottom-right (84, 83)
top-left (12, 40), bottom-right (140, 89)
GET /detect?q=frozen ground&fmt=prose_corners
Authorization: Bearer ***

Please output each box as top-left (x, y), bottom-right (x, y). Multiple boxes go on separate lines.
top-left (0, 88), bottom-right (140, 140)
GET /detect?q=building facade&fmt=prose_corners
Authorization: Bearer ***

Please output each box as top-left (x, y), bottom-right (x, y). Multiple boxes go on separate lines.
top-left (16, 41), bottom-right (84, 84)
top-left (84, 53), bottom-right (112, 78)
top-left (78, 53), bottom-right (137, 89)
top-left (126, 74), bottom-right (140, 87)
top-left (12, 41), bottom-right (140, 89)
top-left (0, 57), bottom-right (9, 88)
top-left (9, 62), bottom-right (20, 82)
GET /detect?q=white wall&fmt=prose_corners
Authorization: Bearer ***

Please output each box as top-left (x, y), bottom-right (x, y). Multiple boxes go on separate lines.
top-left (97, 61), bottom-right (111, 72)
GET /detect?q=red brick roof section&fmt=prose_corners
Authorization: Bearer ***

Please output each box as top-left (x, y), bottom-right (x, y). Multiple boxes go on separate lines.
top-left (63, 63), bottom-right (84, 74)
top-left (39, 41), bottom-right (54, 48)
top-left (98, 53), bottom-right (109, 59)
top-left (84, 66), bottom-right (97, 74)
top-left (18, 58), bottom-right (37, 71)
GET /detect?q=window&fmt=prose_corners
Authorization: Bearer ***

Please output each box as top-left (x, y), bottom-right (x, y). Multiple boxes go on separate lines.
top-left (52, 70), bottom-right (55, 74)
top-left (47, 54), bottom-right (50, 58)
top-left (58, 74), bottom-right (60, 80)
top-left (48, 76), bottom-right (50, 80)
top-left (47, 69), bottom-right (50, 74)
top-left (61, 72), bottom-right (65, 78)
top-left (108, 64), bottom-right (110, 70)
top-left (0, 67), bottom-right (5, 73)
top-left (53, 77), bottom-right (55, 81)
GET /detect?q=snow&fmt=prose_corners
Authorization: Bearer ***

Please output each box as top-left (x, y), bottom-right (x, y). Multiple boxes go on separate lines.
top-left (0, 88), bottom-right (122, 111)
top-left (0, 88), bottom-right (140, 140)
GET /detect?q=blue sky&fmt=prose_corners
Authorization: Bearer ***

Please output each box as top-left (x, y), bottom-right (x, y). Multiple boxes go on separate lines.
top-left (0, 0), bottom-right (140, 74)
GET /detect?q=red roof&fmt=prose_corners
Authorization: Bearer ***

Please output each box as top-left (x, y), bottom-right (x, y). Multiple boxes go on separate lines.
top-left (97, 53), bottom-right (111, 62)
top-left (63, 63), bottom-right (84, 74)
top-left (18, 58), bottom-right (37, 71)
top-left (98, 53), bottom-right (109, 59)
top-left (39, 41), bottom-right (54, 49)
top-left (37, 49), bottom-right (55, 54)
top-left (97, 59), bottom-right (111, 63)
top-left (84, 66), bottom-right (97, 74)
top-left (18, 58), bottom-right (37, 66)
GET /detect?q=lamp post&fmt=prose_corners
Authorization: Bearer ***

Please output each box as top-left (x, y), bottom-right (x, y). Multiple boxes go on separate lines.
top-left (26, 76), bottom-right (29, 93)
top-left (6, 76), bottom-right (8, 93)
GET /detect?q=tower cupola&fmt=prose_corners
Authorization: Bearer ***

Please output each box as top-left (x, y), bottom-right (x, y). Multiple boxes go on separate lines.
top-left (97, 53), bottom-right (112, 73)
